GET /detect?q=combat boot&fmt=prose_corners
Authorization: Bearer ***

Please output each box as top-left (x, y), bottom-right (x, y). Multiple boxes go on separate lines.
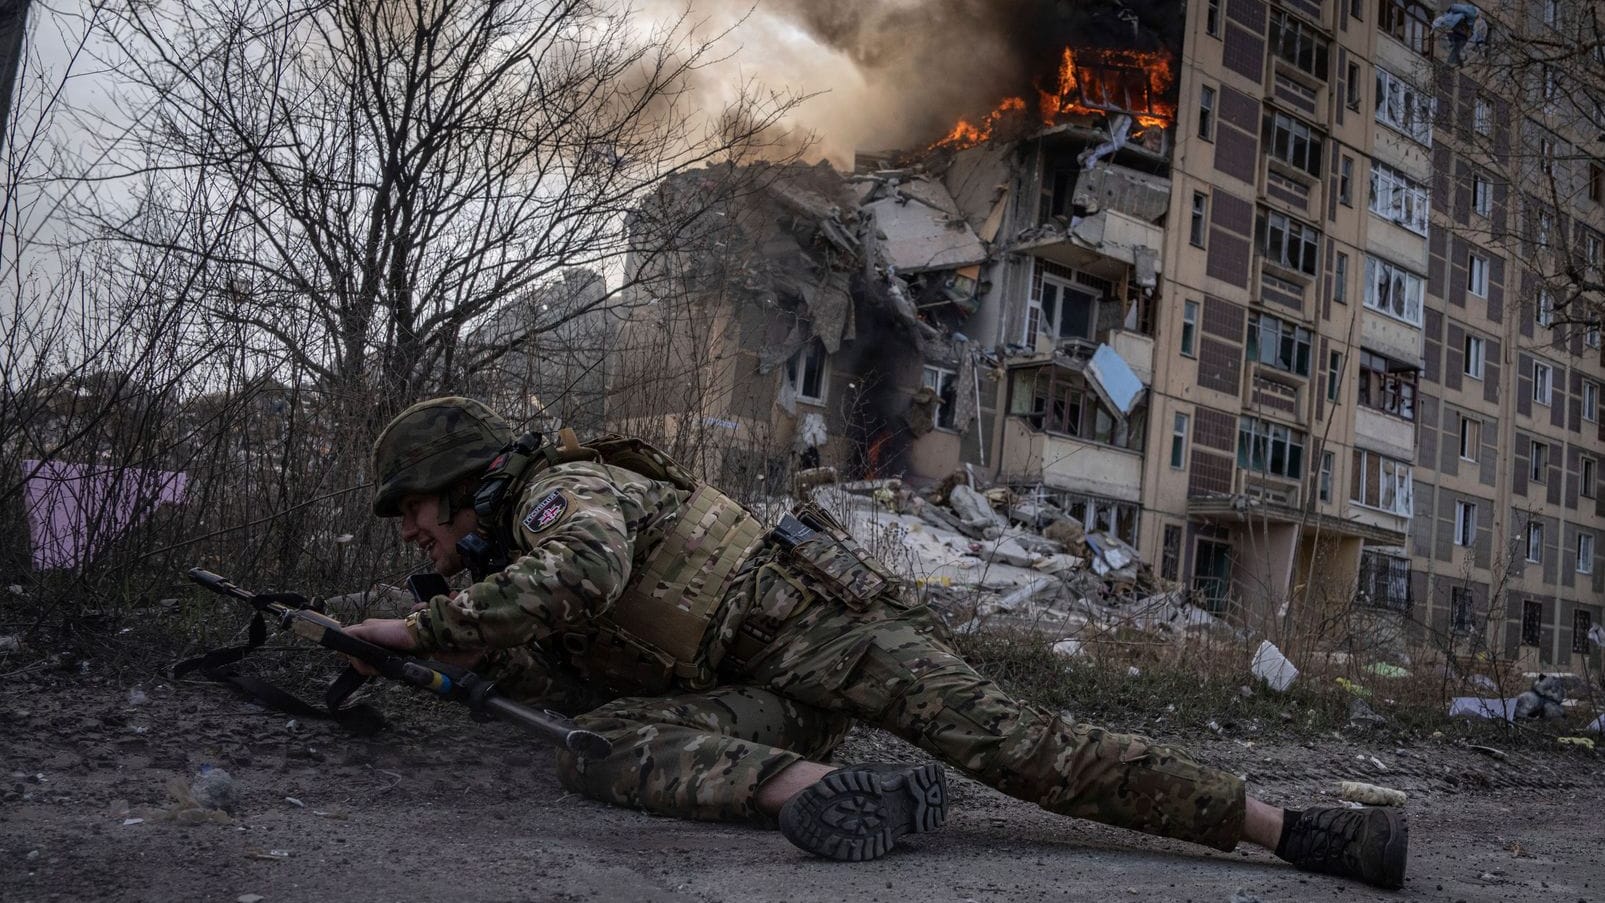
top-left (779, 762), bottom-right (948, 862)
top-left (1277, 805), bottom-right (1408, 889)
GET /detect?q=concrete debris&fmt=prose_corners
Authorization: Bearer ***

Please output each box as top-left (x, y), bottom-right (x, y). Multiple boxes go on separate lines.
top-left (1338, 781), bottom-right (1407, 807)
top-left (817, 476), bottom-right (1226, 646)
top-left (1250, 641), bottom-right (1298, 692)
top-left (948, 484), bottom-right (1006, 538)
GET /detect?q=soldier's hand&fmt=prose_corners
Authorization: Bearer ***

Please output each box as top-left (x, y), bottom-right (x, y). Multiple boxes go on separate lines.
top-left (344, 618), bottom-right (417, 676)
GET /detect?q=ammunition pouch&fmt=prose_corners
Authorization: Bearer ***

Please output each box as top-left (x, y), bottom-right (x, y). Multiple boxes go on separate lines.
top-left (775, 503), bottom-right (905, 610)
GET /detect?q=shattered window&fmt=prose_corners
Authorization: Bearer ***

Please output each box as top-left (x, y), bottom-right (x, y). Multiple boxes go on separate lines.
top-left (1246, 313), bottom-right (1312, 376)
top-left (785, 341), bottom-right (828, 404)
top-left (1193, 540), bottom-right (1232, 612)
top-left (1257, 210), bottom-right (1321, 275)
top-left (1362, 256), bottom-right (1424, 325)
top-left (1368, 162), bottom-right (1430, 234)
top-left (1236, 416), bottom-right (1305, 480)
top-left (1357, 350), bottom-right (1417, 420)
top-left (1040, 277), bottom-right (1096, 341)
top-left (1350, 449), bottom-right (1413, 515)
top-left (1268, 10), bottom-right (1329, 79)
top-left (1377, 0), bottom-right (1432, 54)
top-left (1374, 66), bottom-right (1433, 145)
top-left (922, 366), bottom-right (958, 431)
top-left (1264, 111), bottom-right (1323, 176)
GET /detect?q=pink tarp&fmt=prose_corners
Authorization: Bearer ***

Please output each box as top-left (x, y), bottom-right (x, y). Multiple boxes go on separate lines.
top-left (21, 460), bottom-right (188, 570)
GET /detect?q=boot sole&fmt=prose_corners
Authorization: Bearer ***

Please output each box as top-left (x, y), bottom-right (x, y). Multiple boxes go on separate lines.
top-left (779, 763), bottom-right (948, 862)
top-left (1374, 809), bottom-right (1408, 890)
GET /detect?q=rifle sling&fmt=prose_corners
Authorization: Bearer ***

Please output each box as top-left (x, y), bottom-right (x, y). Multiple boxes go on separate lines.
top-left (170, 612), bottom-right (385, 733)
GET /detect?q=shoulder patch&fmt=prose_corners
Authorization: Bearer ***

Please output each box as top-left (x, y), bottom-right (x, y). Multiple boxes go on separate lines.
top-left (521, 489), bottom-right (570, 534)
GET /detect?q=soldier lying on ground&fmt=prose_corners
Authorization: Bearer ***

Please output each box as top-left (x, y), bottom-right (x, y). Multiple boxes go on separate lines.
top-left (345, 397), bottom-right (1409, 889)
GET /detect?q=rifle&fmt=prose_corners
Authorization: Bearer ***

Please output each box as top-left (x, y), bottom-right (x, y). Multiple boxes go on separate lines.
top-left (180, 567), bottom-right (612, 761)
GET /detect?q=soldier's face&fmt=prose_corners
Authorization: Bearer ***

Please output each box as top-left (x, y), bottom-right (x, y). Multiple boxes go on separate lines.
top-left (397, 493), bottom-right (478, 576)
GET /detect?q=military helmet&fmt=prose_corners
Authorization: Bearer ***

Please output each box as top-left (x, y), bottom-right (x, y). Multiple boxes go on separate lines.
top-left (371, 397), bottom-right (513, 517)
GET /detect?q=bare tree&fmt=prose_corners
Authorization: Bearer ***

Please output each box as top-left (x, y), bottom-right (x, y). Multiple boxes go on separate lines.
top-left (84, 0), bottom-right (801, 416)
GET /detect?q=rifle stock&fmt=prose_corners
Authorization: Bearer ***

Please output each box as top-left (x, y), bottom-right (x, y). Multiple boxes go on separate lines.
top-left (185, 568), bottom-right (611, 761)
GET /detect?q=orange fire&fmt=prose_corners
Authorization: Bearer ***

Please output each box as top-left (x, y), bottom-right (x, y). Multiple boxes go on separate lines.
top-left (933, 96), bottom-right (1028, 151)
top-left (932, 45), bottom-right (1176, 152)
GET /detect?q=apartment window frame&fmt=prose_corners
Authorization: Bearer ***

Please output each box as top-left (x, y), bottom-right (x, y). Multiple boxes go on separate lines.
top-left (1467, 252), bottom-right (1489, 297)
top-left (1527, 520), bottom-right (1545, 563)
top-left (1451, 586), bottom-right (1476, 634)
top-left (1578, 533), bottom-right (1595, 575)
top-left (1334, 252), bottom-right (1349, 304)
top-left (1237, 416), bottom-right (1307, 480)
top-left (1268, 9), bottom-right (1330, 79)
top-left (1346, 62), bottom-right (1363, 110)
top-left (1472, 173), bottom-right (1492, 217)
top-left (1161, 525), bottom-right (1182, 582)
top-left (1199, 85), bottom-right (1217, 141)
top-left (1357, 349), bottom-right (1418, 420)
top-left (1575, 609), bottom-right (1595, 655)
top-left (1246, 313), bottom-right (1313, 377)
top-left (1350, 448), bottom-right (1414, 515)
top-left (1582, 455), bottom-right (1597, 499)
top-left (1258, 210), bottom-right (1322, 276)
top-left (1170, 412), bottom-right (1190, 469)
top-left (1375, 66), bottom-right (1433, 145)
top-left (786, 341), bottom-right (829, 405)
top-left (1359, 550), bottom-right (1412, 611)
top-left (1038, 273), bottom-right (1098, 342)
top-left (1190, 192), bottom-right (1208, 247)
top-left (1454, 500), bottom-right (1477, 547)
top-left (1363, 255), bottom-right (1425, 325)
top-left (1583, 379), bottom-right (1599, 422)
top-left (1180, 300), bottom-right (1199, 357)
top-left (1319, 450), bottom-right (1335, 502)
top-left (1339, 155), bottom-right (1354, 205)
top-left (1328, 350), bottom-right (1343, 402)
top-left (1531, 440), bottom-right (1550, 482)
top-left (1459, 415), bottom-right (1481, 462)
top-left (1534, 361), bottom-right (1553, 405)
top-left (1206, 0), bottom-right (1221, 37)
top-left (1368, 161), bottom-right (1430, 234)
top-left (1464, 334), bottom-right (1485, 379)
top-left (1543, 0), bottom-right (1560, 29)
top-left (1264, 111), bottom-right (1325, 177)
top-left (1521, 599), bottom-right (1542, 646)
top-left (1536, 290), bottom-right (1555, 328)
top-left (1377, 0), bottom-right (1432, 54)
top-left (921, 365), bottom-right (959, 431)
top-left (1473, 96), bottom-right (1492, 136)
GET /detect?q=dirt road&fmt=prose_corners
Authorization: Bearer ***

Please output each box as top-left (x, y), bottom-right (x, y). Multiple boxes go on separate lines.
top-left (3, 673), bottom-right (1602, 902)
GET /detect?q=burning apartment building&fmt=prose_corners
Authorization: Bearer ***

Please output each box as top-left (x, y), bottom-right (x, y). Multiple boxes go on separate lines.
top-left (606, 0), bottom-right (1605, 673)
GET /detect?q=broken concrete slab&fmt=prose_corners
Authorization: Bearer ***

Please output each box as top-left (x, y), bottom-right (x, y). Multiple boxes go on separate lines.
top-left (980, 536), bottom-right (1038, 568)
top-left (859, 177), bottom-right (987, 274)
top-left (948, 484), bottom-right (1005, 538)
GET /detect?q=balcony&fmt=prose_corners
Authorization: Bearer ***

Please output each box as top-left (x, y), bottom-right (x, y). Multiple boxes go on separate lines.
top-left (1355, 405), bottom-right (1416, 461)
top-left (999, 419), bottom-right (1144, 502)
top-left (1360, 307), bottom-right (1423, 366)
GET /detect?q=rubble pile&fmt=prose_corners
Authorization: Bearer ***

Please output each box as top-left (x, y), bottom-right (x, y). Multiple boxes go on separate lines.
top-left (806, 475), bottom-right (1225, 645)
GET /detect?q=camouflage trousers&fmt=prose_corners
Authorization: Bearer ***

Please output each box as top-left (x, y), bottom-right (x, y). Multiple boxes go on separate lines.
top-left (532, 594), bottom-right (1246, 852)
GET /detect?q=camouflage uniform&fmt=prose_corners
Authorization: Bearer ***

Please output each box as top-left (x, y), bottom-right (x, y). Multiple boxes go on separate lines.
top-left (406, 459), bottom-right (1247, 852)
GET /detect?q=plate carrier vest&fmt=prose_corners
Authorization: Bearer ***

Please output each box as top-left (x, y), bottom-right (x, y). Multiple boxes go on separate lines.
top-left (473, 429), bottom-right (766, 693)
